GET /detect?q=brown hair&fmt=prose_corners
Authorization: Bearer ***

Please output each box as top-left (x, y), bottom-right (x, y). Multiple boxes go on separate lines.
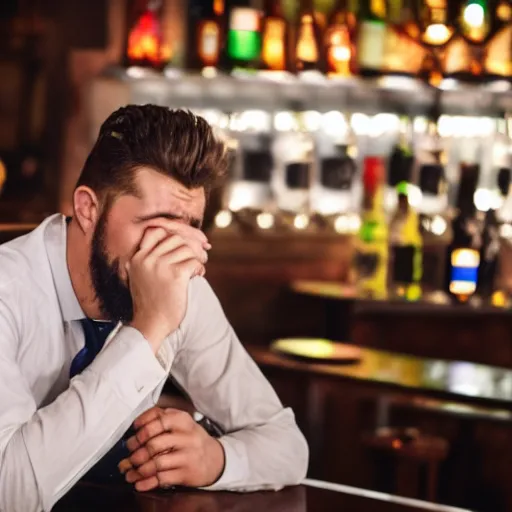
top-left (75, 105), bottom-right (227, 206)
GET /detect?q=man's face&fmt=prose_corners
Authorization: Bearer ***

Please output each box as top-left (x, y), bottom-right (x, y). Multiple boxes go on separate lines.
top-left (89, 167), bottom-right (206, 322)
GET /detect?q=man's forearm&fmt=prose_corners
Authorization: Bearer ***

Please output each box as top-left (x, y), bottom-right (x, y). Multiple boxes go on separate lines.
top-left (204, 408), bottom-right (309, 492)
top-left (0, 327), bottom-right (167, 512)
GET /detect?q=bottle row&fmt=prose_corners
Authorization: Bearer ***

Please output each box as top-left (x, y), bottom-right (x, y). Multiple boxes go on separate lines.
top-left (204, 109), bottom-right (512, 225)
top-left (353, 155), bottom-right (505, 307)
top-left (126, 0), bottom-right (512, 85)
top-left (204, 107), bottom-right (511, 306)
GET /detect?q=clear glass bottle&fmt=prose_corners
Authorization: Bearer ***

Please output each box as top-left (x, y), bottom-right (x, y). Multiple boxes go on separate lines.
top-left (226, 110), bottom-right (274, 215)
top-left (310, 111), bottom-right (357, 221)
top-left (272, 111), bottom-right (315, 229)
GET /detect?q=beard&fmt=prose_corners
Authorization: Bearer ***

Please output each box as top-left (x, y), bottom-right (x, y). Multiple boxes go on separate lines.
top-left (89, 212), bottom-right (134, 323)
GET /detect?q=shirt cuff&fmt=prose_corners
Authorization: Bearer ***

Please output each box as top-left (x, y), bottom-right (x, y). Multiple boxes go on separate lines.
top-left (202, 435), bottom-right (249, 490)
top-left (86, 326), bottom-right (168, 408)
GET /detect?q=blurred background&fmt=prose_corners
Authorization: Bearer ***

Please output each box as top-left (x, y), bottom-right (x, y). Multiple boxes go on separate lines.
top-left (1, 0), bottom-right (512, 510)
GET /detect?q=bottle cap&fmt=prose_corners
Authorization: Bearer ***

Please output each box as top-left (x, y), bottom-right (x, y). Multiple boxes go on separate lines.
top-left (363, 156), bottom-right (385, 193)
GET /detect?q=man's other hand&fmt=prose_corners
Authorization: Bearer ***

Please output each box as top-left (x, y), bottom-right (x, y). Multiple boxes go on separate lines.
top-left (118, 407), bottom-right (225, 491)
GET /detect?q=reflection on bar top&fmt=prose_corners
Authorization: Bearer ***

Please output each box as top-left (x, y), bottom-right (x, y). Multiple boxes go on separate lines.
top-left (290, 279), bottom-right (512, 314)
top-left (250, 340), bottom-right (512, 408)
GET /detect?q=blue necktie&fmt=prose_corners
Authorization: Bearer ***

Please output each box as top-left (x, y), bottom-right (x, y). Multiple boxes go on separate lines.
top-left (70, 319), bottom-right (133, 483)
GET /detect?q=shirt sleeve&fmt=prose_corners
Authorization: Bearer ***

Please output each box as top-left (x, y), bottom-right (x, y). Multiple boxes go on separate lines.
top-left (0, 297), bottom-right (169, 512)
top-left (172, 277), bottom-right (309, 491)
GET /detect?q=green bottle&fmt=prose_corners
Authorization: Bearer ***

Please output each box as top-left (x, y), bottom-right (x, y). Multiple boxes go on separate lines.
top-left (353, 156), bottom-right (389, 300)
top-left (226, 0), bottom-right (262, 71)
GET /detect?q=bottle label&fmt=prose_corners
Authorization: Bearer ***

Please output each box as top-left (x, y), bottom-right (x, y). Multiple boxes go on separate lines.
top-left (392, 245), bottom-right (415, 283)
top-left (354, 241), bottom-right (388, 299)
top-left (198, 21), bottom-right (220, 66)
top-left (262, 17), bottom-right (286, 70)
top-left (355, 250), bottom-right (380, 278)
top-left (321, 156), bottom-right (355, 190)
top-left (357, 20), bottom-right (386, 70)
top-left (230, 7), bottom-right (260, 32)
top-left (449, 248), bottom-right (480, 296)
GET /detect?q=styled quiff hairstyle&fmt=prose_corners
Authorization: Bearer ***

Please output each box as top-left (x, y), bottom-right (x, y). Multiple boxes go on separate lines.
top-left (75, 105), bottom-right (228, 206)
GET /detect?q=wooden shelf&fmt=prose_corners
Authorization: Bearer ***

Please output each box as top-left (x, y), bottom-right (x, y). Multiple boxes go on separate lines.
top-left (91, 66), bottom-right (512, 116)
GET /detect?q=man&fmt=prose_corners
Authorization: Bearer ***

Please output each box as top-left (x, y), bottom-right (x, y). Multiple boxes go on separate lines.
top-left (0, 106), bottom-right (308, 512)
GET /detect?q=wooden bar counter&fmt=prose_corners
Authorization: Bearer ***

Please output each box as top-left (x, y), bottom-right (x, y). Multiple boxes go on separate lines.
top-left (54, 480), bottom-right (472, 512)
top-left (248, 343), bottom-right (512, 511)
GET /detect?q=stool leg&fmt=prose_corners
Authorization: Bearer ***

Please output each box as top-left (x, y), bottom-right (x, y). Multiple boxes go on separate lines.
top-left (396, 460), bottom-right (420, 499)
top-left (427, 461), bottom-right (439, 502)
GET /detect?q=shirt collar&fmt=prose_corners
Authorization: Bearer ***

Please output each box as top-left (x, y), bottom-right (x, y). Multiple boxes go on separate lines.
top-left (44, 214), bottom-right (86, 322)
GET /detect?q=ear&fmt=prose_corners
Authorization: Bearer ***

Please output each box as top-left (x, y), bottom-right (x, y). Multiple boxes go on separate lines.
top-left (73, 186), bottom-right (100, 235)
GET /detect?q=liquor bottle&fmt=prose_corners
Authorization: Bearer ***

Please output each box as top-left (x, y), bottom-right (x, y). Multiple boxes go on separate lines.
top-left (225, 0), bottom-right (262, 72)
top-left (484, 0), bottom-right (512, 80)
top-left (125, 0), bottom-right (172, 69)
top-left (498, 167), bottom-right (512, 223)
top-left (383, 0), bottom-right (426, 77)
top-left (388, 118), bottom-right (422, 301)
top-left (416, 121), bottom-right (452, 298)
top-left (311, 112), bottom-right (357, 216)
top-left (389, 183), bottom-right (423, 301)
top-left (385, 116), bottom-right (415, 213)
top-left (417, 0), bottom-right (457, 85)
top-left (444, 0), bottom-right (494, 81)
top-left (445, 164), bottom-right (482, 303)
top-left (324, 0), bottom-right (357, 78)
top-left (495, 116), bottom-right (512, 224)
top-left (294, 0), bottom-right (325, 73)
top-left (187, 0), bottom-right (224, 71)
top-left (272, 112), bottom-right (314, 221)
top-left (496, 166), bottom-right (512, 305)
top-left (260, 0), bottom-right (289, 73)
top-left (356, 0), bottom-right (387, 77)
top-left (226, 110), bottom-right (274, 213)
top-left (477, 206), bottom-right (501, 301)
top-left (419, 0), bottom-right (456, 47)
top-left (353, 156), bottom-right (389, 299)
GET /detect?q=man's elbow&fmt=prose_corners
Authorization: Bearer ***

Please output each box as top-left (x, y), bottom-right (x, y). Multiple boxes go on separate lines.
top-left (288, 427), bottom-right (309, 484)
top-left (274, 423), bottom-right (309, 487)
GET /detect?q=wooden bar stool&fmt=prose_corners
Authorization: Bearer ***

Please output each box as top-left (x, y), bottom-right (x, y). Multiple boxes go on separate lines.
top-left (363, 427), bottom-right (449, 502)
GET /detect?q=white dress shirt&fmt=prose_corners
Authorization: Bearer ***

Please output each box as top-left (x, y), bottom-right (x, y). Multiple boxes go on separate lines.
top-left (0, 214), bottom-right (308, 512)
